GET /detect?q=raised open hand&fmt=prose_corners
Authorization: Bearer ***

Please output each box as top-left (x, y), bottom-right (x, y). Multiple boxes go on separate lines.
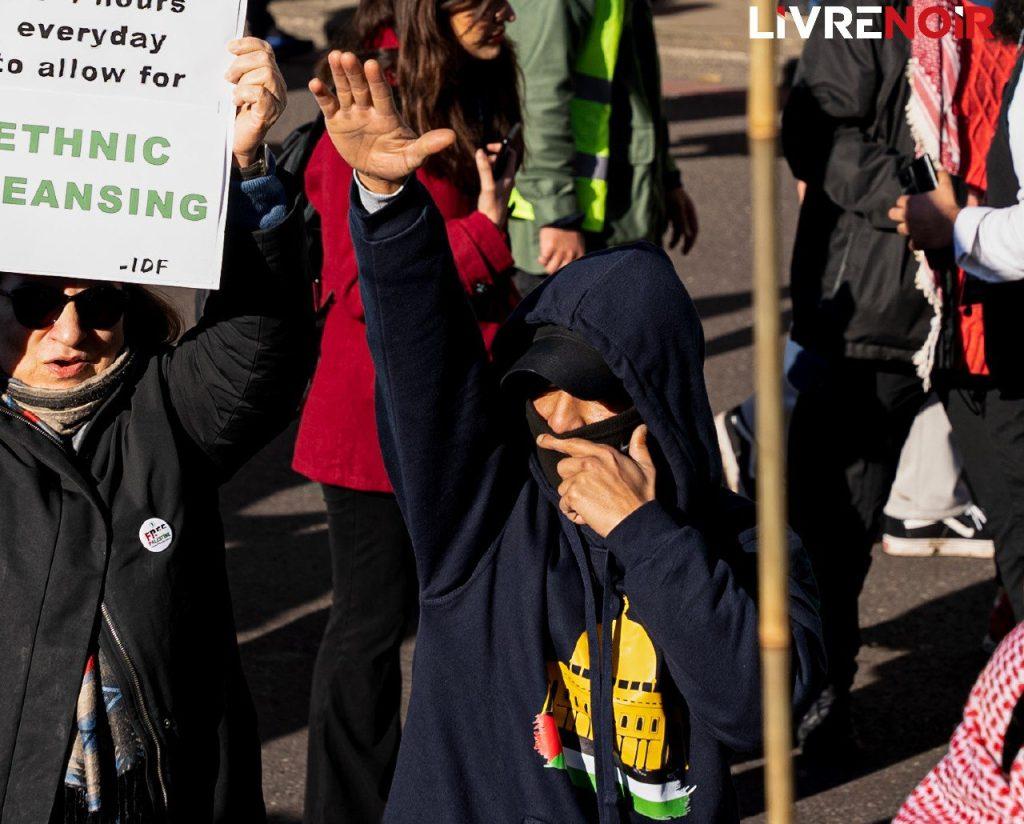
top-left (309, 52), bottom-right (456, 194)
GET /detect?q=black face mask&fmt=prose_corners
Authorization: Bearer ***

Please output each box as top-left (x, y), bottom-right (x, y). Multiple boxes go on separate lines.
top-left (525, 400), bottom-right (644, 491)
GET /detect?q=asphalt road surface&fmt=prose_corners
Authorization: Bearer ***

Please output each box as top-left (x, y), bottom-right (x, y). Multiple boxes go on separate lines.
top-left (196, 2), bottom-right (1000, 821)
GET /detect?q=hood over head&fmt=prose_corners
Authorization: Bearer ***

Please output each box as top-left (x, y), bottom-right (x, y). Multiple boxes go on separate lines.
top-left (495, 241), bottom-right (723, 516)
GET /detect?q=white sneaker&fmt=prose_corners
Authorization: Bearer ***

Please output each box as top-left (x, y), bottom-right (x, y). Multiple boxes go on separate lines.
top-left (882, 505), bottom-right (995, 559)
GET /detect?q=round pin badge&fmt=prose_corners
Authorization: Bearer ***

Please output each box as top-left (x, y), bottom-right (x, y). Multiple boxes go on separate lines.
top-left (139, 518), bottom-right (174, 553)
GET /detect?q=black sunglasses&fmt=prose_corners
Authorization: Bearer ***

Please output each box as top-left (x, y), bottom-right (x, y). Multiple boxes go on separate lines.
top-left (0, 283), bottom-right (129, 330)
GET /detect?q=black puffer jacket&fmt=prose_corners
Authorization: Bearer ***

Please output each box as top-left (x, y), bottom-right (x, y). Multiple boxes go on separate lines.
top-left (0, 201), bottom-right (314, 823)
top-left (783, 0), bottom-right (931, 364)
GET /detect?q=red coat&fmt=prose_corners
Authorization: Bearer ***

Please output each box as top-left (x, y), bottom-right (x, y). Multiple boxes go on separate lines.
top-left (954, 28), bottom-right (1020, 376)
top-left (292, 132), bottom-right (516, 491)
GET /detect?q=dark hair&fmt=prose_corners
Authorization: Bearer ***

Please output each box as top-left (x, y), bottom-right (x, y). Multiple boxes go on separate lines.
top-left (325, 0), bottom-right (399, 67)
top-left (993, 0), bottom-right (1024, 43)
top-left (322, 0), bottom-right (522, 194)
top-left (123, 286), bottom-right (183, 347)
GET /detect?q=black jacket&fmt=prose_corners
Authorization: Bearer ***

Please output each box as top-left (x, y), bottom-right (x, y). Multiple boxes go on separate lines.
top-left (783, 0), bottom-right (931, 364)
top-left (0, 200), bottom-right (314, 823)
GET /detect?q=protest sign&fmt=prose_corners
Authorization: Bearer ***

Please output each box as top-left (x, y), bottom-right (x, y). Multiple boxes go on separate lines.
top-left (0, 0), bottom-right (246, 289)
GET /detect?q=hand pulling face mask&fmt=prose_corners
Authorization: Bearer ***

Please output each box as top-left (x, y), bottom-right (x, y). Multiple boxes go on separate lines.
top-left (525, 400), bottom-right (644, 491)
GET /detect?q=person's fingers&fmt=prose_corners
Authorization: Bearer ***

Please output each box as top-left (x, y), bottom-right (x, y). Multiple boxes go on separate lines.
top-left (556, 457), bottom-right (588, 480)
top-left (628, 425), bottom-right (653, 469)
top-left (937, 169), bottom-right (953, 187)
top-left (404, 129), bottom-right (457, 170)
top-left (364, 59), bottom-right (397, 115)
top-left (309, 77), bottom-right (340, 119)
top-left (228, 36), bottom-right (273, 56)
top-left (683, 198), bottom-right (699, 255)
top-left (264, 62), bottom-right (288, 104)
top-left (559, 494), bottom-right (584, 524)
top-left (537, 434), bottom-right (611, 458)
top-left (235, 85), bottom-right (283, 123)
top-left (485, 142), bottom-right (503, 156)
top-left (896, 194), bottom-right (909, 208)
top-left (475, 149), bottom-right (495, 191)
top-left (888, 205), bottom-right (905, 223)
top-left (896, 222), bottom-right (910, 237)
top-left (225, 49), bottom-right (274, 83)
top-left (341, 52), bottom-right (371, 107)
top-left (326, 51), bottom-right (353, 109)
top-left (235, 66), bottom-right (280, 98)
top-left (538, 240), bottom-right (553, 266)
top-left (668, 219), bottom-right (683, 250)
top-left (545, 254), bottom-right (563, 275)
top-left (687, 196), bottom-right (700, 236)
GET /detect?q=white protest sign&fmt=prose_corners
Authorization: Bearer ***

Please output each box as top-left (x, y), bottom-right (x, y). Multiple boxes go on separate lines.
top-left (0, 0), bottom-right (246, 289)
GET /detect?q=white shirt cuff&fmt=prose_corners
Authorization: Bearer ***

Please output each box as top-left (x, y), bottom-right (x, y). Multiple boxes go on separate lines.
top-left (354, 172), bottom-right (407, 215)
top-left (953, 206), bottom-right (999, 282)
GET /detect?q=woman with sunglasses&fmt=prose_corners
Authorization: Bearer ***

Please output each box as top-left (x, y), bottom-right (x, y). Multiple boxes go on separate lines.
top-left (288, 3), bottom-right (522, 823)
top-left (0, 38), bottom-right (313, 824)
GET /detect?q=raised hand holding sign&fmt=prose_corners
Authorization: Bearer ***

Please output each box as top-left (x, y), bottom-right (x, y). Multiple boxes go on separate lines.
top-left (226, 37), bottom-right (286, 169)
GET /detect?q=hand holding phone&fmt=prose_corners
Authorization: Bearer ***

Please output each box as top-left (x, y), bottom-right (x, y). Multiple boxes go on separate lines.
top-left (898, 155), bottom-right (939, 195)
top-left (493, 122), bottom-right (522, 180)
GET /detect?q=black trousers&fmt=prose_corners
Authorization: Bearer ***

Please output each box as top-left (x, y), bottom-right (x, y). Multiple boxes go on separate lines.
top-left (788, 361), bottom-right (926, 693)
top-left (941, 383), bottom-right (1024, 621)
top-left (246, 0), bottom-right (275, 37)
top-left (304, 486), bottom-right (417, 824)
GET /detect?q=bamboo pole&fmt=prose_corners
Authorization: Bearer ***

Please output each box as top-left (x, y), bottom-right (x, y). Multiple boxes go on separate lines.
top-left (748, 4), bottom-right (793, 824)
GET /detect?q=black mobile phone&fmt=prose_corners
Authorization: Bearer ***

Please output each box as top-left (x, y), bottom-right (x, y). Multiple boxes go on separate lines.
top-left (898, 155), bottom-right (939, 195)
top-left (493, 122), bottom-right (522, 179)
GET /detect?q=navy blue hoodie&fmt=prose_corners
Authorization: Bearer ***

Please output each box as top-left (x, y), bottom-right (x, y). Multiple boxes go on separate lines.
top-left (351, 178), bottom-right (825, 824)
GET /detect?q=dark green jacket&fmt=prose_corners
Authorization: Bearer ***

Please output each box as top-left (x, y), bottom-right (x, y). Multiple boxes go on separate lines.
top-left (507, 0), bottom-right (681, 274)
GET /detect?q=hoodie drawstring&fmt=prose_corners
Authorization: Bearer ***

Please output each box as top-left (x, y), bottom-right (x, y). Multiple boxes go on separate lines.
top-left (564, 525), bottom-right (622, 824)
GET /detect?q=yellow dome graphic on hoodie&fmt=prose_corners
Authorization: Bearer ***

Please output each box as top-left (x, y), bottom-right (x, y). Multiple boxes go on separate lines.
top-left (532, 599), bottom-right (696, 820)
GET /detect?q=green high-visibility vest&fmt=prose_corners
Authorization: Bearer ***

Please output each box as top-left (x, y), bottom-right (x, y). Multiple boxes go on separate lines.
top-left (510, 0), bottom-right (627, 232)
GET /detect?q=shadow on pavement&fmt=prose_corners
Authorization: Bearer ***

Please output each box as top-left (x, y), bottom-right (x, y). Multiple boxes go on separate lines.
top-left (706, 311), bottom-right (793, 359)
top-left (221, 426), bottom-right (330, 634)
top-left (246, 607), bottom-right (328, 745)
top-left (664, 90), bottom-right (747, 123)
top-left (219, 424), bottom-right (332, 747)
top-left (733, 577), bottom-right (994, 818)
top-left (693, 287), bottom-right (790, 319)
top-left (672, 130), bottom-right (750, 159)
top-left (652, 1), bottom-right (716, 15)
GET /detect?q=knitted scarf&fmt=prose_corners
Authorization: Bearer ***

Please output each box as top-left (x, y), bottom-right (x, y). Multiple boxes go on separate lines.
top-left (906, 1), bottom-right (963, 390)
top-left (2, 349), bottom-right (134, 438)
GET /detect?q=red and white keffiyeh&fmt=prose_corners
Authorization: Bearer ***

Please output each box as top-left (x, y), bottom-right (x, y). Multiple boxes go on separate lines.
top-left (906, 1), bottom-right (963, 389)
top-left (894, 623), bottom-right (1024, 823)
top-left (907, 2), bottom-right (963, 174)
